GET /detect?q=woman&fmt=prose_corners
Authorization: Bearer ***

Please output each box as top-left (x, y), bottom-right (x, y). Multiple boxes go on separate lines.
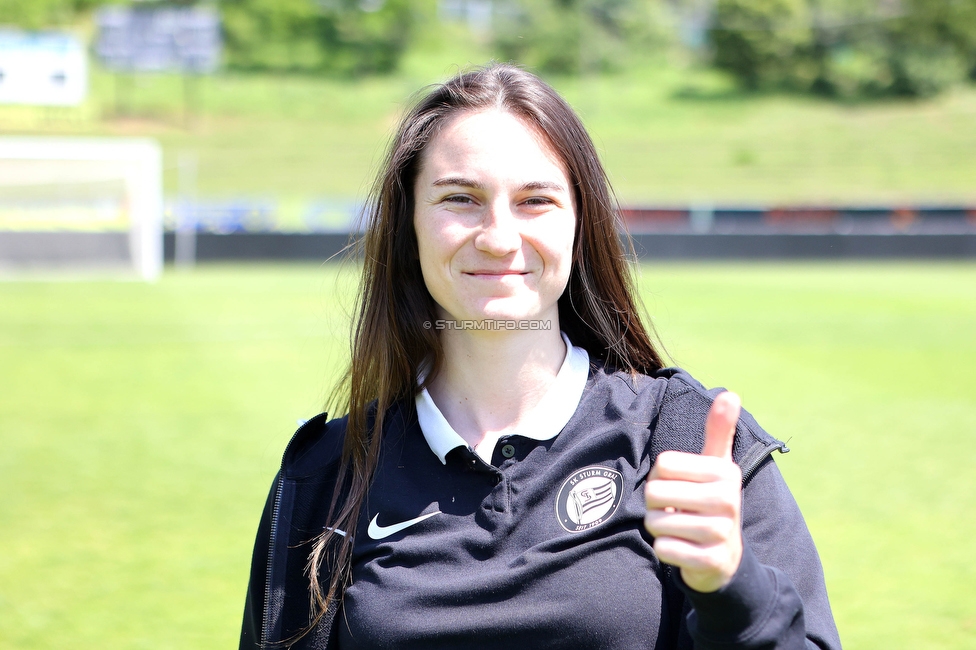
top-left (241, 64), bottom-right (841, 649)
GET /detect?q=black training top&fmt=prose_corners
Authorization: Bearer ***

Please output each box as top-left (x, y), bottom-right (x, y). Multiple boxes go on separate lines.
top-left (240, 364), bottom-right (842, 649)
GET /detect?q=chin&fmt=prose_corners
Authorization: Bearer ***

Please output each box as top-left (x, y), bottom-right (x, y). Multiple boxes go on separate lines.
top-left (474, 302), bottom-right (555, 328)
top-left (470, 298), bottom-right (523, 317)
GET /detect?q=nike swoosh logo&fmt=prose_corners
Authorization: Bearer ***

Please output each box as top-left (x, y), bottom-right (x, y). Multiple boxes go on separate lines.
top-left (367, 510), bottom-right (441, 540)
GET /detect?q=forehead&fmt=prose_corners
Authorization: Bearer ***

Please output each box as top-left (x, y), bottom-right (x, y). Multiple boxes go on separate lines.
top-left (417, 109), bottom-right (568, 180)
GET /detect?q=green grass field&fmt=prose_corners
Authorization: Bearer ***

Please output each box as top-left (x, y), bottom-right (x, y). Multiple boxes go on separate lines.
top-left (1, 262), bottom-right (974, 649)
top-left (2, 62), bottom-right (976, 208)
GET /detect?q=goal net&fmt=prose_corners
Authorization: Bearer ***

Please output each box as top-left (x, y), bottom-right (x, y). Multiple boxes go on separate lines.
top-left (0, 137), bottom-right (162, 280)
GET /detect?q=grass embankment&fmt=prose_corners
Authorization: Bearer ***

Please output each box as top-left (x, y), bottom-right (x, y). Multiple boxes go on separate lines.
top-left (1, 63), bottom-right (975, 208)
top-left (1, 263), bottom-right (974, 649)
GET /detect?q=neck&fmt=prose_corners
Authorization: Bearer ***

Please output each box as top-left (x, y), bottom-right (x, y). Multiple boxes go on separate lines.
top-left (427, 327), bottom-right (567, 453)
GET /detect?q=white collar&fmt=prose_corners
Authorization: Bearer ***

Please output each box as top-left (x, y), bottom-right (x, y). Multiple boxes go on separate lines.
top-left (415, 332), bottom-right (591, 464)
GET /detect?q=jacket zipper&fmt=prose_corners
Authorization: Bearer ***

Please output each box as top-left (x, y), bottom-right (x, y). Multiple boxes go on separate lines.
top-left (740, 440), bottom-right (790, 484)
top-left (260, 417), bottom-right (318, 646)
top-left (261, 474), bottom-right (284, 647)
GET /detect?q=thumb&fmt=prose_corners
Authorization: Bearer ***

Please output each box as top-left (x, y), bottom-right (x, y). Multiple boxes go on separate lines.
top-left (702, 391), bottom-right (741, 459)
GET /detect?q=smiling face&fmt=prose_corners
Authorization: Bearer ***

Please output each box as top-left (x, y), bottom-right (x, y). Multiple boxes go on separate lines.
top-left (413, 109), bottom-right (576, 329)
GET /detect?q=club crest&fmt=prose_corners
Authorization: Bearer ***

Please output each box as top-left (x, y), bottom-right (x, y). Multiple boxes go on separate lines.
top-left (555, 466), bottom-right (623, 533)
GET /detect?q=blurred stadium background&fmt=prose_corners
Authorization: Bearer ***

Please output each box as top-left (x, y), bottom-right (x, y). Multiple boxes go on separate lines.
top-left (1, 1), bottom-right (975, 649)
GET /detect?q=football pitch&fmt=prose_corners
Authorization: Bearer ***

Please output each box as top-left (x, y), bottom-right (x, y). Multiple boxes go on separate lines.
top-left (1, 262), bottom-right (974, 649)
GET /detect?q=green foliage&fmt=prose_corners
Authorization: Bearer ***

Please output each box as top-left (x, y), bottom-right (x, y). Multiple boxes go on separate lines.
top-left (708, 0), bottom-right (976, 97)
top-left (0, 0), bottom-right (98, 29)
top-left (492, 0), bottom-right (667, 74)
top-left (0, 0), bottom-right (418, 76)
top-left (879, 0), bottom-right (976, 94)
top-left (709, 0), bottom-right (815, 89)
top-left (220, 0), bottom-right (416, 75)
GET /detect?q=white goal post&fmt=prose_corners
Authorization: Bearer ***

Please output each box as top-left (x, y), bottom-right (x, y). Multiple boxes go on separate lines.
top-left (0, 137), bottom-right (163, 280)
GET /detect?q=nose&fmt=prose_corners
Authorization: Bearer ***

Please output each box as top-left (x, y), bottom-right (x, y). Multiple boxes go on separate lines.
top-left (475, 199), bottom-right (522, 256)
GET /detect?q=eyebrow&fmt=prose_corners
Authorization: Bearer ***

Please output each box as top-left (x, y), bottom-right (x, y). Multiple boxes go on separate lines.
top-left (431, 177), bottom-right (567, 193)
top-left (432, 176), bottom-right (486, 190)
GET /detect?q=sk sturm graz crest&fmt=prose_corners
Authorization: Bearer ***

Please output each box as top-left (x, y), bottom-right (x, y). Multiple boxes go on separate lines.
top-left (555, 466), bottom-right (623, 533)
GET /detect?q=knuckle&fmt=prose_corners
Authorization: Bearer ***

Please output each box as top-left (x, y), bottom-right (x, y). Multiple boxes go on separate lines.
top-left (705, 485), bottom-right (739, 514)
top-left (645, 481), bottom-right (673, 505)
top-left (699, 521), bottom-right (722, 544)
top-left (657, 450), bottom-right (681, 464)
top-left (703, 493), bottom-right (727, 511)
top-left (701, 556), bottom-right (723, 574)
top-left (716, 493), bottom-right (738, 514)
top-left (652, 536), bottom-right (679, 561)
top-left (652, 453), bottom-right (676, 475)
top-left (696, 518), bottom-right (723, 543)
top-left (713, 518), bottom-right (736, 541)
top-left (644, 482), bottom-right (660, 503)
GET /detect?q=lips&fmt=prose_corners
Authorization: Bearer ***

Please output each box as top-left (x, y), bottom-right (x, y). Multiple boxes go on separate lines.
top-left (464, 270), bottom-right (529, 277)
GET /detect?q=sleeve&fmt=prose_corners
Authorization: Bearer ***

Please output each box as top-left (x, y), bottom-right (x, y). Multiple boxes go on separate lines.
top-left (674, 457), bottom-right (842, 650)
top-left (239, 475), bottom-right (278, 650)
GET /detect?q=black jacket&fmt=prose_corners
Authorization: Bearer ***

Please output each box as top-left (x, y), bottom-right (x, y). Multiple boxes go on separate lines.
top-left (241, 367), bottom-right (842, 649)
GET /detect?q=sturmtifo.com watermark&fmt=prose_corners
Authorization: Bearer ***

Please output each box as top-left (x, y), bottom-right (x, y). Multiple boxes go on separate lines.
top-left (424, 319), bottom-right (552, 331)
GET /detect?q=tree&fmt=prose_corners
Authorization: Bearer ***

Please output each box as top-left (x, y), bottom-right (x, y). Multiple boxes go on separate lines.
top-left (708, 0), bottom-right (976, 97)
top-left (220, 0), bottom-right (414, 75)
top-left (493, 0), bottom-right (667, 75)
top-left (0, 0), bottom-right (101, 29)
top-left (708, 0), bottom-right (815, 90)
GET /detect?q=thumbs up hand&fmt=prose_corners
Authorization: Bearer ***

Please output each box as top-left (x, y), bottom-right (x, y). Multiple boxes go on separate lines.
top-left (644, 391), bottom-right (744, 593)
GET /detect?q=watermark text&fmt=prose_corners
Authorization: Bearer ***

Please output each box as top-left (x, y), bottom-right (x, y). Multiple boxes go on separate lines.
top-left (423, 319), bottom-right (552, 331)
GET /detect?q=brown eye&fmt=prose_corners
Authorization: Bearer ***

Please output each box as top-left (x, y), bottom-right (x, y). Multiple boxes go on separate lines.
top-left (521, 197), bottom-right (556, 209)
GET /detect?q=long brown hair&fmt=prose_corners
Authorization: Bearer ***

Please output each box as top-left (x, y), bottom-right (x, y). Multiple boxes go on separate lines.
top-left (306, 62), bottom-right (664, 632)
